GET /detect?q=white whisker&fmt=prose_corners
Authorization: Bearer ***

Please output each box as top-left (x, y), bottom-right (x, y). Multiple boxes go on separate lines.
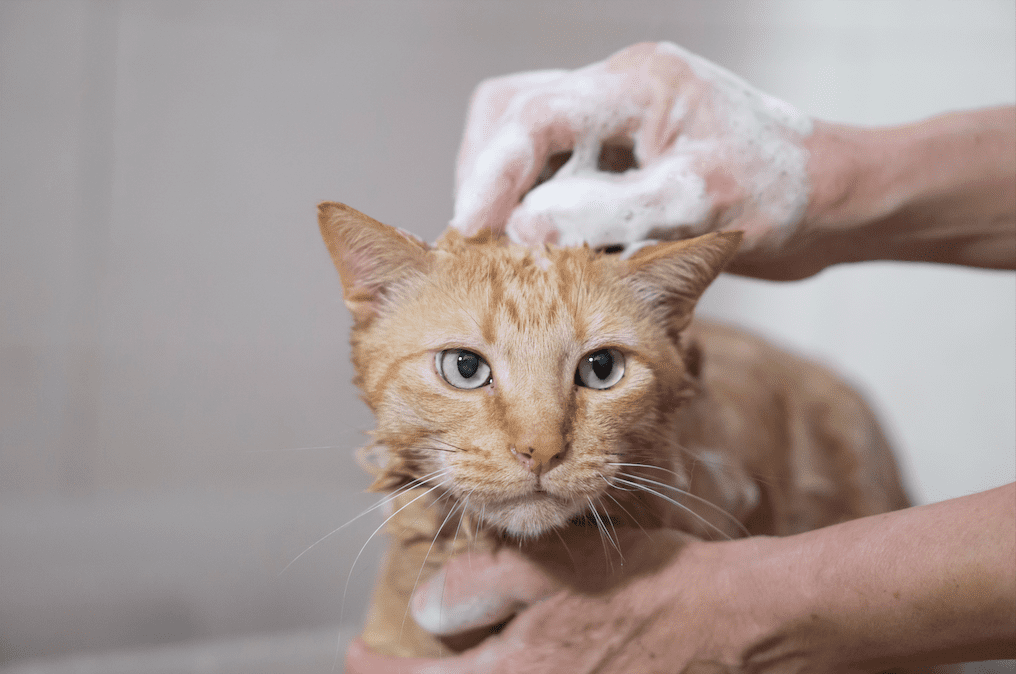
top-left (586, 497), bottom-right (617, 572)
top-left (599, 487), bottom-right (653, 541)
top-left (280, 468), bottom-right (447, 576)
top-left (609, 462), bottom-right (685, 483)
top-left (610, 476), bottom-right (733, 541)
top-left (602, 473), bottom-right (638, 492)
top-left (400, 498), bottom-right (464, 646)
top-left (619, 472), bottom-right (750, 538)
top-left (340, 478), bottom-right (449, 624)
top-left (551, 526), bottom-right (578, 573)
top-left (597, 495), bottom-right (625, 566)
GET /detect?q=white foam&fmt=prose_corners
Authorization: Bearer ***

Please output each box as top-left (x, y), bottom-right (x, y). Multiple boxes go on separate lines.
top-left (507, 148), bottom-right (712, 248)
top-left (456, 42), bottom-right (814, 248)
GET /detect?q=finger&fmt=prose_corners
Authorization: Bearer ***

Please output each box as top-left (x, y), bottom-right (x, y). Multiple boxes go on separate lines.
top-left (452, 71), bottom-right (575, 238)
top-left (505, 152), bottom-right (715, 248)
top-left (410, 548), bottom-right (562, 636)
top-left (344, 637), bottom-right (453, 674)
top-left (452, 65), bottom-right (645, 236)
top-left (450, 122), bottom-right (548, 237)
top-left (455, 70), bottom-right (568, 193)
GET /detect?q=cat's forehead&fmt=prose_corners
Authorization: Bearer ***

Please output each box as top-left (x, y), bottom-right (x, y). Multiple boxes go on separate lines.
top-left (420, 240), bottom-right (639, 346)
top-left (432, 240), bottom-right (599, 298)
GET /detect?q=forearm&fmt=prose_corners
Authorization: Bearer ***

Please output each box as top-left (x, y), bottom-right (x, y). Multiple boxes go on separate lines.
top-left (741, 483), bottom-right (1016, 670)
top-left (806, 107), bottom-right (1016, 271)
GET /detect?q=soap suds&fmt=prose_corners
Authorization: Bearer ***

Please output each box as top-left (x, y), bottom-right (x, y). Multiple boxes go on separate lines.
top-left (454, 42), bottom-right (814, 251)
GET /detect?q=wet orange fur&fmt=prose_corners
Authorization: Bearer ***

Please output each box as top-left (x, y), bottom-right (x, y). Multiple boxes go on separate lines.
top-left (318, 202), bottom-right (913, 661)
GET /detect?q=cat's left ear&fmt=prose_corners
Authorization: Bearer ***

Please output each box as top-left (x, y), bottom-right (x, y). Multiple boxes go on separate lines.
top-left (318, 202), bottom-right (430, 323)
top-left (621, 231), bottom-right (742, 333)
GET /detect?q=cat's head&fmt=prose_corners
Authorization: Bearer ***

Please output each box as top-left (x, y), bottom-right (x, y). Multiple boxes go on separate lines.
top-left (319, 202), bottom-right (740, 539)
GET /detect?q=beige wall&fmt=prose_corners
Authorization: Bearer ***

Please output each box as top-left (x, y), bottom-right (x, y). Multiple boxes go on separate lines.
top-left (0, 0), bottom-right (1013, 667)
top-left (3, 0), bottom-right (1013, 504)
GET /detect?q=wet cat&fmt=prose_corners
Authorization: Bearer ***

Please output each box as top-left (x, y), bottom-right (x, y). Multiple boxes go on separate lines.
top-left (317, 201), bottom-right (912, 661)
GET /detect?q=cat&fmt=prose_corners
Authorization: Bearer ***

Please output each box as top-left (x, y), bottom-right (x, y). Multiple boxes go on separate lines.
top-left (317, 201), bottom-right (916, 664)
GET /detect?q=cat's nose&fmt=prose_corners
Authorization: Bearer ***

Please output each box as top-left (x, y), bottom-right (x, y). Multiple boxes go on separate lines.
top-left (510, 444), bottom-right (565, 476)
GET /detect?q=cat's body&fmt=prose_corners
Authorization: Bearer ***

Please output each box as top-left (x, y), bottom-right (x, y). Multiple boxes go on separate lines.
top-left (318, 202), bottom-right (915, 666)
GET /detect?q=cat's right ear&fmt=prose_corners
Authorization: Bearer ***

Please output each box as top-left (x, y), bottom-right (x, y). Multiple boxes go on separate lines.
top-left (620, 231), bottom-right (742, 334)
top-left (317, 202), bottom-right (430, 323)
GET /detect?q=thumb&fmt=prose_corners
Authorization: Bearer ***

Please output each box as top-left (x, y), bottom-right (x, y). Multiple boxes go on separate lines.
top-left (410, 548), bottom-right (562, 636)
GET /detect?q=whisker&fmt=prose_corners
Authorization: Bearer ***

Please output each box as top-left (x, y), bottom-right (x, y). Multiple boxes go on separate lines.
top-left (614, 453), bottom-right (777, 492)
top-left (443, 490), bottom-right (472, 629)
top-left (430, 437), bottom-right (471, 453)
top-left (340, 478), bottom-right (450, 625)
top-left (609, 462), bottom-right (685, 483)
top-left (619, 472), bottom-right (750, 538)
top-left (454, 488), bottom-right (474, 545)
top-left (421, 445), bottom-right (457, 453)
top-left (586, 497), bottom-right (617, 572)
top-left (470, 502), bottom-right (485, 565)
top-left (610, 476), bottom-right (733, 541)
top-left (597, 495), bottom-right (625, 567)
top-left (552, 526), bottom-right (579, 573)
top-left (400, 498), bottom-right (464, 646)
top-left (602, 474), bottom-right (639, 492)
top-left (599, 487), bottom-right (653, 541)
top-left (280, 468), bottom-right (447, 575)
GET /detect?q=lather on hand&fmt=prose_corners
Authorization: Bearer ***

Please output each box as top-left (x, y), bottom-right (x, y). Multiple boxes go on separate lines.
top-left (451, 42), bottom-right (1015, 279)
top-left (450, 41), bottom-right (815, 277)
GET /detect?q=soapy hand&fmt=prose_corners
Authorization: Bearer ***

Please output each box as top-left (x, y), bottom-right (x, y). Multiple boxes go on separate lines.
top-left (450, 42), bottom-right (816, 278)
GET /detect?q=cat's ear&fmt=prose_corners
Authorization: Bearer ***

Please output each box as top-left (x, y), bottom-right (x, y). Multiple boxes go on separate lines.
top-left (621, 231), bottom-right (742, 333)
top-left (318, 202), bottom-right (430, 323)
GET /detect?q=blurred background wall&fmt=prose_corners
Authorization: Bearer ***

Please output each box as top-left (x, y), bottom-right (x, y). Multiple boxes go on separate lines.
top-left (1, 0), bottom-right (1013, 671)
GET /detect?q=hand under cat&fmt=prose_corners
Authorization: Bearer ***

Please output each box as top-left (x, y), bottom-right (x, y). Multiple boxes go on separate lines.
top-left (345, 530), bottom-right (779, 674)
top-left (450, 42), bottom-right (819, 279)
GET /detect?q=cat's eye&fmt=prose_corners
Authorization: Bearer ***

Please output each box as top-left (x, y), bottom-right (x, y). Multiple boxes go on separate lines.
top-left (575, 348), bottom-right (625, 390)
top-left (436, 349), bottom-right (492, 390)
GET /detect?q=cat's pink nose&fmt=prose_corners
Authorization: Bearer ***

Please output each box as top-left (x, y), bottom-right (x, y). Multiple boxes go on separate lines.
top-left (511, 445), bottom-right (564, 476)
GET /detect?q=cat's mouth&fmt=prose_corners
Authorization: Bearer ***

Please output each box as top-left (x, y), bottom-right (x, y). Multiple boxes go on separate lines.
top-left (479, 490), bottom-right (588, 538)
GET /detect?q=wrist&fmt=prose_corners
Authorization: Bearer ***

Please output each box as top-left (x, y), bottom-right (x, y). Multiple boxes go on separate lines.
top-left (799, 120), bottom-right (897, 268)
top-left (665, 536), bottom-right (806, 670)
top-left (803, 108), bottom-right (1016, 270)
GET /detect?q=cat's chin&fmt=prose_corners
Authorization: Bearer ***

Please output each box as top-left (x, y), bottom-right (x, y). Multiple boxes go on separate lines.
top-left (482, 493), bottom-right (584, 539)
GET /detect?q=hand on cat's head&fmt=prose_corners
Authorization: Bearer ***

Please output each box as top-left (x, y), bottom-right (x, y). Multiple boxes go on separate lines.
top-left (450, 41), bottom-right (819, 280)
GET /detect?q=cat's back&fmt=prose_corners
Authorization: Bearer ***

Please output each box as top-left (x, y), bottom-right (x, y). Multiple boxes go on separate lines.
top-left (681, 319), bottom-right (912, 535)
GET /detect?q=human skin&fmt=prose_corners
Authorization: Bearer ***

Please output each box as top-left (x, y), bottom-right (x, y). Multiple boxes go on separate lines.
top-left (346, 484), bottom-right (1015, 673)
top-left (772, 107), bottom-right (1016, 279)
top-left (347, 42), bottom-right (1016, 672)
top-left (449, 42), bottom-right (1015, 280)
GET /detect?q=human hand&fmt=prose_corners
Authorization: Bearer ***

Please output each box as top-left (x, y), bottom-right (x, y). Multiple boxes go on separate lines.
top-left (344, 530), bottom-right (776, 674)
top-left (450, 42), bottom-right (822, 279)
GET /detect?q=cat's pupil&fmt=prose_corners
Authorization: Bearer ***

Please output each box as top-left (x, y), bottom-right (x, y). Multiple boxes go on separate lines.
top-left (457, 351), bottom-right (480, 379)
top-left (590, 350), bottom-right (613, 380)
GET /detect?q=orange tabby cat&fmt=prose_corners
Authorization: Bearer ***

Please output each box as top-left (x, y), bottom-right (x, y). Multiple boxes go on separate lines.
top-left (318, 201), bottom-right (915, 664)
